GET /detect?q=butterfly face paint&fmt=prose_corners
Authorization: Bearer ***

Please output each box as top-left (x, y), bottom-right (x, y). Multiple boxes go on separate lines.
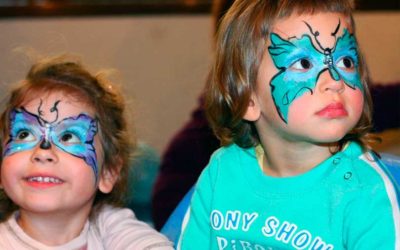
top-left (3, 104), bottom-right (100, 179)
top-left (267, 21), bottom-right (363, 123)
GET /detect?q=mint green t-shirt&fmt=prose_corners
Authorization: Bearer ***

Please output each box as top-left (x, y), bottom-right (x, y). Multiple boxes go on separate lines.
top-left (178, 142), bottom-right (399, 250)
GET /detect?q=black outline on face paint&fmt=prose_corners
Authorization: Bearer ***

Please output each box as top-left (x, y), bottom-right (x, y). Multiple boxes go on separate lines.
top-left (37, 99), bottom-right (61, 125)
top-left (7, 106), bottom-right (100, 180)
top-left (304, 20), bottom-right (341, 78)
top-left (268, 32), bottom-right (338, 123)
top-left (37, 100), bottom-right (60, 149)
top-left (268, 19), bottom-right (359, 123)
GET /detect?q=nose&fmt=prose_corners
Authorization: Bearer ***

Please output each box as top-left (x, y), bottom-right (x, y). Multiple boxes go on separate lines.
top-left (317, 69), bottom-right (345, 94)
top-left (31, 140), bottom-right (58, 164)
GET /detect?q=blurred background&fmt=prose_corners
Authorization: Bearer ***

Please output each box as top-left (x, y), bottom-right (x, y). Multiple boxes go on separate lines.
top-left (0, 0), bottom-right (399, 223)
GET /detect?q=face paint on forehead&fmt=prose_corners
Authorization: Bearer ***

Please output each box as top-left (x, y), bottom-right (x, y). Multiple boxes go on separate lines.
top-left (3, 101), bottom-right (100, 180)
top-left (37, 99), bottom-right (60, 149)
top-left (267, 20), bottom-right (363, 123)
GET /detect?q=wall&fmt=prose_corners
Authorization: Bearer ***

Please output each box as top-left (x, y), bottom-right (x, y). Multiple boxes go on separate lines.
top-left (354, 12), bottom-right (400, 83)
top-left (0, 15), bottom-right (212, 154)
top-left (0, 12), bottom-right (399, 155)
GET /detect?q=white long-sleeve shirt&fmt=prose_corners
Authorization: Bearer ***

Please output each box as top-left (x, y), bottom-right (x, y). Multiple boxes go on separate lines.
top-left (0, 206), bottom-right (174, 250)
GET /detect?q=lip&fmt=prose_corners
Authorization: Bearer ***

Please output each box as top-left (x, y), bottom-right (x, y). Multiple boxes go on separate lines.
top-left (23, 174), bottom-right (65, 189)
top-left (316, 102), bottom-right (348, 118)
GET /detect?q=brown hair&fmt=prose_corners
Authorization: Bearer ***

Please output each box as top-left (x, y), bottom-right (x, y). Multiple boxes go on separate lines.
top-left (0, 54), bottom-right (134, 219)
top-left (206, 0), bottom-right (373, 150)
top-left (212, 0), bottom-right (235, 35)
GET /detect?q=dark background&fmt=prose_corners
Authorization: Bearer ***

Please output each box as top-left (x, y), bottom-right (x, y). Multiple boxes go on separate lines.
top-left (0, 0), bottom-right (399, 18)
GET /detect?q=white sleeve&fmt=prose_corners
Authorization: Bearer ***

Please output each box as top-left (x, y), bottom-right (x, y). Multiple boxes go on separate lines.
top-left (96, 206), bottom-right (174, 250)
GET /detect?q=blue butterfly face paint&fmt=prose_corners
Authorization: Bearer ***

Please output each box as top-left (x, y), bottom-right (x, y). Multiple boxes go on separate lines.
top-left (4, 107), bottom-right (99, 179)
top-left (268, 22), bottom-right (363, 123)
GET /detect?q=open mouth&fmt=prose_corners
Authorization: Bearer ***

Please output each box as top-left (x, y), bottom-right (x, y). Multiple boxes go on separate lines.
top-left (25, 176), bottom-right (64, 184)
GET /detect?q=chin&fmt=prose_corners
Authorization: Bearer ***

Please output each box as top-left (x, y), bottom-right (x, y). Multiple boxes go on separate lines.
top-left (312, 131), bottom-right (348, 144)
top-left (289, 124), bottom-right (350, 143)
top-left (20, 202), bottom-right (61, 213)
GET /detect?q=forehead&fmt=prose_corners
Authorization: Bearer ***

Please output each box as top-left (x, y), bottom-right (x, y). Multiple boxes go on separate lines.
top-left (21, 91), bottom-right (95, 120)
top-left (272, 12), bottom-right (352, 40)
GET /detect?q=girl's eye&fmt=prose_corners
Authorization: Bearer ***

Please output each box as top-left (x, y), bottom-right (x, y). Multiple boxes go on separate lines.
top-left (337, 56), bottom-right (355, 71)
top-left (60, 132), bottom-right (81, 144)
top-left (16, 130), bottom-right (35, 142)
top-left (289, 58), bottom-right (313, 72)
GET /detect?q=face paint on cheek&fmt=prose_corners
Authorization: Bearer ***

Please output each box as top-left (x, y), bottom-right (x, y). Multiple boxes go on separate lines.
top-left (51, 114), bottom-right (100, 179)
top-left (4, 107), bottom-right (100, 181)
top-left (267, 23), bottom-right (363, 123)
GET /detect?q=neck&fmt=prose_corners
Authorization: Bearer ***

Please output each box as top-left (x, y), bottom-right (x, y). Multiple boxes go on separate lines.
top-left (17, 207), bottom-right (91, 246)
top-left (256, 129), bottom-right (337, 177)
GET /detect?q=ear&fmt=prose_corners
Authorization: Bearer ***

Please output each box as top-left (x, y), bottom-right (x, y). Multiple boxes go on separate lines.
top-left (98, 159), bottom-right (122, 194)
top-left (243, 93), bottom-right (261, 122)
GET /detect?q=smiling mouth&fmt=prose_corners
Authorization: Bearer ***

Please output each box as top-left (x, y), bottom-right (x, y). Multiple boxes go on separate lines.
top-left (26, 176), bottom-right (63, 184)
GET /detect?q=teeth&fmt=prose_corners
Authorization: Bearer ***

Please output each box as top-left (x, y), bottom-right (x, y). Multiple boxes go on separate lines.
top-left (28, 176), bottom-right (62, 184)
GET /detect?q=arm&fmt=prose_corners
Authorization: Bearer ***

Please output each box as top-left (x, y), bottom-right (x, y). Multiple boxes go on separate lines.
top-left (96, 206), bottom-right (174, 250)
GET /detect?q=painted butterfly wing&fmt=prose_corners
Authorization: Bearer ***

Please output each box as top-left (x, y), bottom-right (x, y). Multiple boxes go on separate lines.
top-left (4, 108), bottom-right (45, 156)
top-left (268, 33), bottom-right (326, 122)
top-left (50, 113), bottom-right (99, 178)
top-left (331, 29), bottom-right (363, 91)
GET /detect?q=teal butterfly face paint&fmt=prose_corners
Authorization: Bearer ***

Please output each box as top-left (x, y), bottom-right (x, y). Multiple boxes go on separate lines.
top-left (4, 102), bottom-right (100, 179)
top-left (267, 21), bottom-right (363, 123)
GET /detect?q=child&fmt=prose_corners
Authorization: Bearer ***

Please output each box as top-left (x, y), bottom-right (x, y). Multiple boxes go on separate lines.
top-left (151, 0), bottom-right (400, 230)
top-left (0, 55), bottom-right (173, 249)
top-left (178, 0), bottom-right (400, 249)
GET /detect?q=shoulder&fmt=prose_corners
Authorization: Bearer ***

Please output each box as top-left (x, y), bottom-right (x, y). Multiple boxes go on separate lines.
top-left (338, 142), bottom-right (399, 197)
top-left (209, 144), bottom-right (255, 165)
top-left (0, 213), bottom-right (19, 241)
top-left (337, 144), bottom-right (400, 245)
top-left (95, 205), bottom-right (151, 230)
top-left (95, 205), bottom-right (135, 222)
top-left (0, 218), bottom-right (13, 248)
top-left (205, 144), bottom-right (256, 171)
top-left (199, 144), bottom-right (256, 185)
top-left (94, 206), bottom-right (173, 249)
top-left (0, 212), bottom-right (55, 249)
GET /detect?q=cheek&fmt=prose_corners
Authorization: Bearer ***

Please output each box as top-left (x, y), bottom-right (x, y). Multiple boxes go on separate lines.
top-left (287, 93), bottom-right (314, 124)
top-left (349, 89), bottom-right (364, 119)
top-left (0, 156), bottom-right (19, 186)
top-left (64, 153), bottom-right (97, 182)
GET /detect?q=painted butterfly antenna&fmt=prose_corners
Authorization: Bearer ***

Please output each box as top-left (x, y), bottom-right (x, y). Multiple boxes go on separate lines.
top-left (37, 99), bottom-right (60, 125)
top-left (303, 20), bottom-right (341, 52)
top-left (303, 20), bottom-right (341, 68)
